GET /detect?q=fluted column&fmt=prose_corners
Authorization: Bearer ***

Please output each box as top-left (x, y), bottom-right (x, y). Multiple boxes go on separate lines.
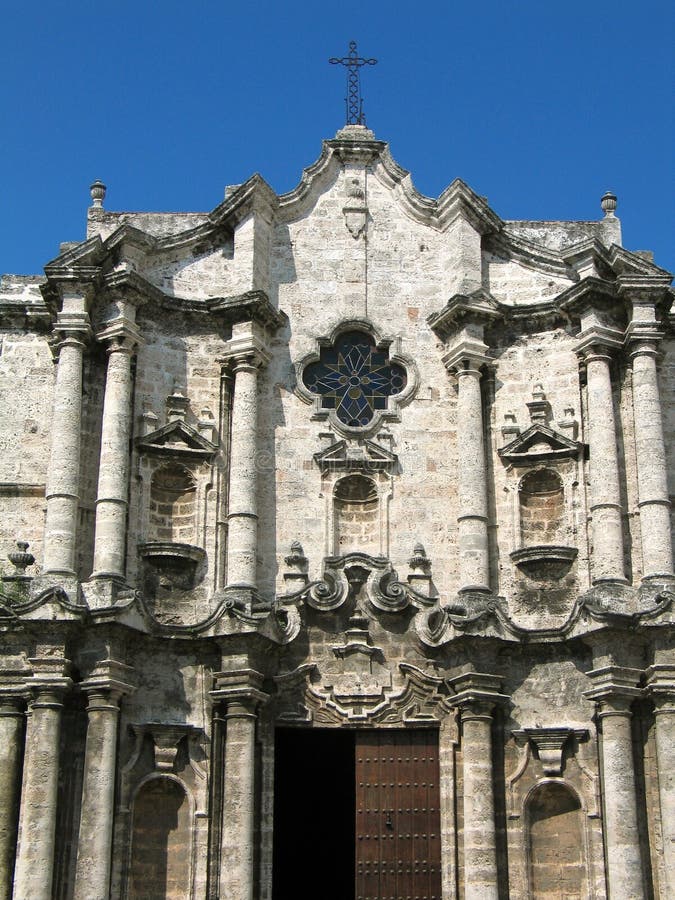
top-left (584, 667), bottom-right (645, 900)
top-left (73, 662), bottom-right (134, 900)
top-left (43, 310), bottom-right (91, 575)
top-left (447, 355), bottom-right (491, 592)
top-left (210, 669), bottom-right (267, 900)
top-left (225, 351), bottom-right (267, 588)
top-left (92, 324), bottom-right (141, 580)
top-left (13, 679), bottom-right (70, 900)
top-left (645, 664), bottom-right (675, 897)
top-left (0, 696), bottom-right (24, 900)
top-left (580, 342), bottom-right (626, 583)
top-left (629, 339), bottom-right (673, 578)
top-left (449, 672), bottom-right (507, 900)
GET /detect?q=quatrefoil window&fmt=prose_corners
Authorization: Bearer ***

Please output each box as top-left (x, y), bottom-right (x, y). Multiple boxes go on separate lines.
top-left (302, 330), bottom-right (407, 427)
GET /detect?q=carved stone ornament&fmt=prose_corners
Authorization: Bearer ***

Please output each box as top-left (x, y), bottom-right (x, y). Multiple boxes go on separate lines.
top-left (282, 552), bottom-right (436, 614)
top-left (273, 661), bottom-right (453, 725)
top-left (512, 726), bottom-right (588, 776)
top-left (343, 176), bottom-right (368, 239)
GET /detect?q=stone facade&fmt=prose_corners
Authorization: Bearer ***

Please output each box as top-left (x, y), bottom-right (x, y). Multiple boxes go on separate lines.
top-left (0, 125), bottom-right (673, 899)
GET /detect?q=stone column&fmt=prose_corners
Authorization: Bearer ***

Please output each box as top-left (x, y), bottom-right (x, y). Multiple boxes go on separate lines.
top-left (0, 695), bottom-right (24, 900)
top-left (210, 669), bottom-right (267, 900)
top-left (43, 309), bottom-right (91, 575)
top-left (449, 672), bottom-right (507, 900)
top-left (446, 355), bottom-right (491, 592)
top-left (584, 667), bottom-right (645, 900)
top-left (629, 339), bottom-right (673, 578)
top-left (645, 664), bottom-right (675, 898)
top-left (225, 349), bottom-right (267, 589)
top-left (73, 662), bottom-right (134, 900)
top-left (579, 342), bottom-right (626, 583)
top-left (12, 680), bottom-right (70, 900)
top-left (92, 323), bottom-right (142, 580)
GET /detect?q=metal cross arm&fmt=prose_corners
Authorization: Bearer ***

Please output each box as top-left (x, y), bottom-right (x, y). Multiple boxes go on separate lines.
top-left (329, 40), bottom-right (378, 126)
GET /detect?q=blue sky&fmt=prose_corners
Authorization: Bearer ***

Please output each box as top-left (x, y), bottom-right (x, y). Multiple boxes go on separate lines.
top-left (2, 0), bottom-right (673, 275)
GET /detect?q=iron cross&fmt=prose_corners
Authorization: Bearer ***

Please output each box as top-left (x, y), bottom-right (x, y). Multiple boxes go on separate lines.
top-left (329, 41), bottom-right (378, 126)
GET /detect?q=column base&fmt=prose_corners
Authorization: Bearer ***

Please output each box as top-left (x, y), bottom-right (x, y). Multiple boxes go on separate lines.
top-left (30, 573), bottom-right (81, 604)
top-left (81, 576), bottom-right (132, 611)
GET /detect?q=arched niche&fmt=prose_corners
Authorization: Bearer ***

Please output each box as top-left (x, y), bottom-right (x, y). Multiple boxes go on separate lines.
top-left (527, 781), bottom-right (586, 899)
top-left (333, 473), bottom-right (379, 556)
top-left (519, 468), bottom-right (564, 546)
top-left (128, 776), bottom-right (192, 900)
top-left (149, 463), bottom-right (197, 544)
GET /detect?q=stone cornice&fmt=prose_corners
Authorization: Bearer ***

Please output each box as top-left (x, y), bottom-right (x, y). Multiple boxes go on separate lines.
top-left (556, 276), bottom-right (618, 317)
top-left (428, 290), bottom-right (503, 343)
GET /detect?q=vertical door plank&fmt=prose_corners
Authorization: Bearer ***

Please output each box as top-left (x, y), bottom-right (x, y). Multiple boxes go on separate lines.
top-left (356, 730), bottom-right (442, 900)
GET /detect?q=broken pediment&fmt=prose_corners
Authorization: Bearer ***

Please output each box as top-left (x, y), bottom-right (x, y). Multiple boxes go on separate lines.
top-left (499, 424), bottom-right (585, 465)
top-left (313, 438), bottom-right (398, 473)
top-left (136, 419), bottom-right (218, 461)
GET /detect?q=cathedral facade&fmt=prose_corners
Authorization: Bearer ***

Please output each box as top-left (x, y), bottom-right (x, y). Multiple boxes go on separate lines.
top-left (0, 124), bottom-right (673, 899)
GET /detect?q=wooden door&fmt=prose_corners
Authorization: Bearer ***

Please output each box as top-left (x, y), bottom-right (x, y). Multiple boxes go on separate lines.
top-left (355, 730), bottom-right (442, 900)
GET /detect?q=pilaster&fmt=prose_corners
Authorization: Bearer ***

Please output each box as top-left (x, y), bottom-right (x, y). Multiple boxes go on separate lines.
top-left (575, 327), bottom-right (627, 584)
top-left (620, 276), bottom-right (673, 580)
top-left (0, 691), bottom-right (25, 900)
top-left (73, 659), bottom-right (134, 900)
top-left (448, 672), bottom-right (509, 900)
top-left (13, 662), bottom-right (72, 900)
top-left (91, 309), bottom-right (143, 587)
top-left (444, 341), bottom-right (492, 593)
top-left (43, 289), bottom-right (93, 576)
top-left (222, 321), bottom-right (271, 591)
top-left (210, 667), bottom-right (268, 900)
top-left (584, 666), bottom-right (646, 900)
top-left (644, 662), bottom-right (675, 897)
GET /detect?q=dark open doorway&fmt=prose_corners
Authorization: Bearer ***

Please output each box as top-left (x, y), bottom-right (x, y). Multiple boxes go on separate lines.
top-left (273, 728), bottom-right (356, 900)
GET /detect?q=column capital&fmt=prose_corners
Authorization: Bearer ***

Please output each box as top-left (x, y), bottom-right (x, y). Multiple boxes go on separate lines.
top-left (95, 318), bottom-right (144, 352)
top-left (210, 668), bottom-right (268, 713)
top-left (441, 339), bottom-right (492, 374)
top-left (644, 663), bottom-right (675, 710)
top-left (583, 664), bottom-right (643, 707)
top-left (574, 325), bottom-right (624, 359)
top-left (0, 692), bottom-right (26, 715)
top-left (221, 347), bottom-right (270, 373)
top-left (80, 658), bottom-right (135, 703)
top-left (447, 671), bottom-right (509, 714)
top-left (221, 319), bottom-right (272, 370)
top-left (53, 311), bottom-right (93, 347)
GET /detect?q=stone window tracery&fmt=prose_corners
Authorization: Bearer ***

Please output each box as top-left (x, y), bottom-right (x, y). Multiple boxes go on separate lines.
top-left (302, 330), bottom-right (407, 428)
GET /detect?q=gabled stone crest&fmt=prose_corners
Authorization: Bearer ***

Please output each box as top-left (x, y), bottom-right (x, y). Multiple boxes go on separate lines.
top-left (136, 419), bottom-right (218, 460)
top-left (313, 438), bottom-right (398, 473)
top-left (499, 423), bottom-right (584, 465)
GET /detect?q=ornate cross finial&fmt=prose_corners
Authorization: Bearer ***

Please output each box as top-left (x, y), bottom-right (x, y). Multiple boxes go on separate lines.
top-left (329, 41), bottom-right (377, 126)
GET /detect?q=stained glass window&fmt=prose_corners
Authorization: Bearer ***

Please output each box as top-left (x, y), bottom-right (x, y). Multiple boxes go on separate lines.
top-left (302, 331), bottom-right (407, 427)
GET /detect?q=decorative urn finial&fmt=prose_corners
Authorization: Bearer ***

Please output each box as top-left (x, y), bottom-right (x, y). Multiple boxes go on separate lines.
top-left (90, 180), bottom-right (107, 208)
top-left (601, 191), bottom-right (617, 217)
top-left (8, 540), bottom-right (35, 574)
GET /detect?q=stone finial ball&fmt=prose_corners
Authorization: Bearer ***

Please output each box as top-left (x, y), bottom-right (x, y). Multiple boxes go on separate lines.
top-left (601, 191), bottom-right (617, 215)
